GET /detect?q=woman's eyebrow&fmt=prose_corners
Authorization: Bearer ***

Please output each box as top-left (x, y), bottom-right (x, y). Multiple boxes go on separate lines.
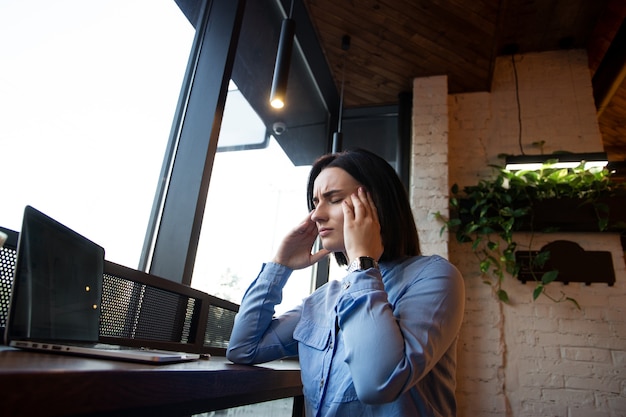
top-left (312, 190), bottom-right (341, 205)
top-left (322, 190), bottom-right (341, 199)
top-left (322, 190), bottom-right (341, 200)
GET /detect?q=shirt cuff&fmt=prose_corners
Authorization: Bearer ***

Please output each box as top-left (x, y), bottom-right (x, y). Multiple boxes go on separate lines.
top-left (259, 262), bottom-right (293, 288)
top-left (340, 268), bottom-right (385, 293)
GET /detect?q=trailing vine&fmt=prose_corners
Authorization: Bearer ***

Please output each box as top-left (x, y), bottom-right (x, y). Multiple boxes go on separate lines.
top-left (437, 158), bottom-right (624, 307)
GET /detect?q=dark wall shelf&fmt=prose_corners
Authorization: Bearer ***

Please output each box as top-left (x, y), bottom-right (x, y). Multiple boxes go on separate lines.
top-left (516, 240), bottom-right (616, 286)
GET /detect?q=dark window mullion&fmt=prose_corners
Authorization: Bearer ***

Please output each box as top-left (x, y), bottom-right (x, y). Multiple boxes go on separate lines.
top-left (149, 0), bottom-right (246, 284)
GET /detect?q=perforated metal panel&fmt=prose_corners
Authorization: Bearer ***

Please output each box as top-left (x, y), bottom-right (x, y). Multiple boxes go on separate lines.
top-left (99, 260), bottom-right (240, 355)
top-left (204, 304), bottom-right (237, 349)
top-left (99, 273), bottom-right (139, 338)
top-left (101, 272), bottom-right (197, 344)
top-left (0, 228), bottom-right (18, 335)
top-left (0, 247), bottom-right (17, 330)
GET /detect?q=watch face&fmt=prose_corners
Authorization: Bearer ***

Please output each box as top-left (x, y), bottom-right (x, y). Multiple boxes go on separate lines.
top-left (359, 257), bottom-right (375, 269)
top-left (347, 257), bottom-right (378, 272)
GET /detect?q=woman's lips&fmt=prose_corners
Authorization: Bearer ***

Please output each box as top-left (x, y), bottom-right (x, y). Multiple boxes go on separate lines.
top-left (318, 227), bottom-right (332, 237)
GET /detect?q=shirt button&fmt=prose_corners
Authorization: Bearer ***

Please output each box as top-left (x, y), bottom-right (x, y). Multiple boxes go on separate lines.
top-left (320, 378), bottom-right (324, 389)
top-left (342, 281), bottom-right (351, 290)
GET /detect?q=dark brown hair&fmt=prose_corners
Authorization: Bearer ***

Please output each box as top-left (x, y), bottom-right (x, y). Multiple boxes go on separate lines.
top-left (307, 148), bottom-right (420, 265)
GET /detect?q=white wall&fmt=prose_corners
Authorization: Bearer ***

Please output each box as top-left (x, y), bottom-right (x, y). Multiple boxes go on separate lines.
top-left (411, 49), bottom-right (626, 417)
top-left (411, 75), bottom-right (450, 258)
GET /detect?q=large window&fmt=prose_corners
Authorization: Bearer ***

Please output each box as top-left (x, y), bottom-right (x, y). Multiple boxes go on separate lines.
top-left (186, 0), bottom-right (335, 311)
top-left (1, 0), bottom-right (333, 307)
top-left (1, 1), bottom-right (402, 303)
top-left (0, 0), bottom-right (194, 269)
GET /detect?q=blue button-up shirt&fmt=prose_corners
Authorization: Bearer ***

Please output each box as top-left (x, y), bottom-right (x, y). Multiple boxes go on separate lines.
top-left (227, 255), bottom-right (465, 417)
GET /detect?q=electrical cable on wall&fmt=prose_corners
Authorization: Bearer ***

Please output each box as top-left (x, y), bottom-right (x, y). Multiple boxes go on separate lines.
top-left (511, 54), bottom-right (525, 155)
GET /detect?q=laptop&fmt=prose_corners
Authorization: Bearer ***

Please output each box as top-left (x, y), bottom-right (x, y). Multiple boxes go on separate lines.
top-left (4, 205), bottom-right (200, 364)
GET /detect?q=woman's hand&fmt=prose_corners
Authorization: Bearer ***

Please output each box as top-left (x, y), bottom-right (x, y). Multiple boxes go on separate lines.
top-left (342, 187), bottom-right (384, 263)
top-left (272, 213), bottom-right (331, 270)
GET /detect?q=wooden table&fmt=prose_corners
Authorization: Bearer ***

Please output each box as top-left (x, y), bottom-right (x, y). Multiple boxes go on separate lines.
top-left (0, 346), bottom-right (303, 416)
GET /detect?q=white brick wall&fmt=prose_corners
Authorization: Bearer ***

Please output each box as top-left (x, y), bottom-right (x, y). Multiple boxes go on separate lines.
top-left (411, 75), bottom-right (449, 258)
top-left (501, 233), bottom-right (626, 417)
top-left (413, 49), bottom-right (626, 416)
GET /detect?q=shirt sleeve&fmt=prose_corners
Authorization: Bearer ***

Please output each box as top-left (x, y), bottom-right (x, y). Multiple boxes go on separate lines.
top-left (335, 257), bottom-right (465, 404)
top-left (226, 262), bottom-right (302, 364)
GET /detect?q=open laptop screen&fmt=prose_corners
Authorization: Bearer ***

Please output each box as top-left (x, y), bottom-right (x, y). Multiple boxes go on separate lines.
top-left (7, 205), bottom-right (104, 343)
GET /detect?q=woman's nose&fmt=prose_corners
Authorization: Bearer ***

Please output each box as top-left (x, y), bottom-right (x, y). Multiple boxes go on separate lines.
top-left (310, 205), bottom-right (326, 222)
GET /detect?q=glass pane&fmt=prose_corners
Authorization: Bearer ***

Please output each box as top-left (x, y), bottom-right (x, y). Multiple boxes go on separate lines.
top-left (328, 256), bottom-right (347, 282)
top-left (217, 81), bottom-right (268, 151)
top-left (191, 0), bottom-right (333, 309)
top-left (0, 0), bottom-right (194, 268)
top-left (192, 397), bottom-right (293, 416)
top-left (193, 134), bottom-right (313, 315)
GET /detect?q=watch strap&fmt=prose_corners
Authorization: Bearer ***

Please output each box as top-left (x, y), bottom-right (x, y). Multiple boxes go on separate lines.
top-left (347, 256), bottom-right (379, 273)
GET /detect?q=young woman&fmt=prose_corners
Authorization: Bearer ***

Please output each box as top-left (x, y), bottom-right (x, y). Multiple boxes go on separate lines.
top-left (226, 148), bottom-right (465, 416)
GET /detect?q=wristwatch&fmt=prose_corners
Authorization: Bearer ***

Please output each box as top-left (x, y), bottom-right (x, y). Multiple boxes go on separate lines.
top-left (347, 256), bottom-right (379, 273)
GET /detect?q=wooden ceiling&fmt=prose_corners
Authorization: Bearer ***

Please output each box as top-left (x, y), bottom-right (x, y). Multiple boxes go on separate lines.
top-left (302, 0), bottom-right (626, 163)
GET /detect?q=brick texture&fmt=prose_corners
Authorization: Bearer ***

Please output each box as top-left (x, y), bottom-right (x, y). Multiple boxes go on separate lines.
top-left (411, 75), bottom-right (449, 258)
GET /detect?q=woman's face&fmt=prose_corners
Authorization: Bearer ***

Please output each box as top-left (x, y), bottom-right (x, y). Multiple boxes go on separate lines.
top-left (310, 167), bottom-right (362, 253)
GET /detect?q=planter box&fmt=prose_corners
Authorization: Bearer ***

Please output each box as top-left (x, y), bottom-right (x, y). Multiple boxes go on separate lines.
top-left (457, 195), bottom-right (626, 249)
top-left (459, 196), bottom-right (626, 232)
top-left (519, 196), bottom-right (626, 233)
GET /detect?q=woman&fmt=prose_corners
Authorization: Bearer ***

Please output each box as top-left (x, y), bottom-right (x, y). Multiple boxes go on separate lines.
top-left (226, 148), bottom-right (465, 416)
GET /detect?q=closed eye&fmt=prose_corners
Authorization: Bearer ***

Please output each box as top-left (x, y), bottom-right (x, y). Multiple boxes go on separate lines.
top-left (312, 190), bottom-right (343, 208)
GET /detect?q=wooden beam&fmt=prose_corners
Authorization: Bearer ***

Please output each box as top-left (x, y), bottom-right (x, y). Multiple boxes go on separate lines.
top-left (593, 18), bottom-right (626, 116)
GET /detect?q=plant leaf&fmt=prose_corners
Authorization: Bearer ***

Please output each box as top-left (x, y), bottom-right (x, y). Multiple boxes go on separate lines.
top-left (487, 241), bottom-right (499, 251)
top-left (447, 218), bottom-right (461, 227)
top-left (533, 284), bottom-right (544, 300)
top-left (533, 250), bottom-right (551, 268)
top-left (541, 270), bottom-right (559, 285)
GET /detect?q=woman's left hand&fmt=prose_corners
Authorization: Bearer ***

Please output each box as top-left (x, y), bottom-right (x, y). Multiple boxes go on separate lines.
top-left (342, 187), bottom-right (384, 263)
top-left (272, 213), bottom-right (331, 270)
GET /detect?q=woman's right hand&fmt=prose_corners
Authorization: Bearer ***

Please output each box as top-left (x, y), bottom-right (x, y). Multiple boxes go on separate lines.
top-left (272, 213), bottom-right (331, 270)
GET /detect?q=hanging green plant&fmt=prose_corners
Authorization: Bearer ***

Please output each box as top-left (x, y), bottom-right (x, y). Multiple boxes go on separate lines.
top-left (437, 158), bottom-right (625, 308)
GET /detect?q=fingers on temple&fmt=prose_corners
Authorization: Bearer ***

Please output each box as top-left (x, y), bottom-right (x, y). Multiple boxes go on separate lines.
top-left (342, 197), bottom-right (354, 219)
top-left (353, 187), bottom-right (371, 218)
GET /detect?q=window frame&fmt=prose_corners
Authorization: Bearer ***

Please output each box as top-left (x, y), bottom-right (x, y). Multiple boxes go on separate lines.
top-left (143, 0), bottom-right (339, 287)
top-left (141, 0), bottom-right (245, 284)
